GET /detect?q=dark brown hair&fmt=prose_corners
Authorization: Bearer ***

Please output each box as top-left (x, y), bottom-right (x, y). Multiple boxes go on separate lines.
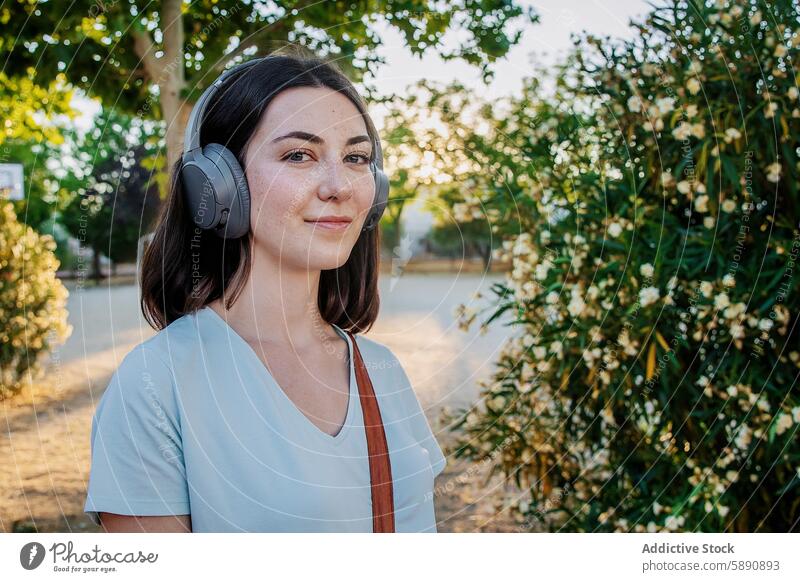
top-left (140, 51), bottom-right (381, 332)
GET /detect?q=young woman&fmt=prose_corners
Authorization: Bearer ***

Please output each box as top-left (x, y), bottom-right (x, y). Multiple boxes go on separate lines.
top-left (83, 52), bottom-right (446, 533)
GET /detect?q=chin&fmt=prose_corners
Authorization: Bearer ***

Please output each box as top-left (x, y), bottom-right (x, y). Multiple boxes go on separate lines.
top-left (301, 244), bottom-right (352, 271)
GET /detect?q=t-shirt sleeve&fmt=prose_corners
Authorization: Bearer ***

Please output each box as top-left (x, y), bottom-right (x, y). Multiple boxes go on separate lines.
top-left (390, 350), bottom-right (447, 478)
top-left (84, 344), bottom-right (190, 527)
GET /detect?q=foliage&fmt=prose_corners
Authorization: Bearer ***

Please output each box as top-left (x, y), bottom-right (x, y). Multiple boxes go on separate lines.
top-left (447, 0), bottom-right (800, 532)
top-left (0, 202), bottom-right (71, 399)
top-left (59, 108), bottom-right (162, 278)
top-left (0, 71), bottom-right (75, 146)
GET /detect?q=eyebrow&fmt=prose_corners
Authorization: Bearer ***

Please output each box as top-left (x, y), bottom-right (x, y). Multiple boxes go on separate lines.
top-left (271, 131), bottom-right (372, 148)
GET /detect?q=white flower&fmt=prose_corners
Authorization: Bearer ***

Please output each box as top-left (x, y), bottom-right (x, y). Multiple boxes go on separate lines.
top-left (667, 276), bottom-right (678, 291)
top-left (766, 162), bottom-right (782, 183)
top-left (643, 118), bottom-right (664, 132)
top-left (764, 102), bottom-right (778, 119)
top-left (656, 97), bottom-right (675, 114)
top-left (714, 293), bottom-right (731, 310)
top-left (749, 10), bottom-right (762, 26)
top-left (694, 195), bottom-right (709, 213)
top-left (717, 505), bottom-right (730, 518)
top-left (535, 262), bottom-right (551, 280)
top-left (721, 199), bottom-right (737, 213)
top-left (722, 274), bottom-right (735, 287)
top-left (701, 281), bottom-right (714, 297)
top-left (661, 172), bottom-right (675, 188)
top-left (639, 286), bottom-right (661, 307)
top-left (608, 222), bottom-right (623, 238)
top-left (627, 95), bottom-right (643, 112)
top-left (724, 128), bottom-right (741, 143)
top-left (672, 121), bottom-right (693, 140)
top-left (640, 263), bottom-right (654, 278)
top-left (758, 318), bottom-right (774, 331)
top-left (774, 44), bottom-right (788, 58)
top-left (775, 413), bottom-right (793, 436)
top-left (533, 346), bottom-right (547, 360)
top-left (704, 217), bottom-right (715, 229)
top-left (677, 180), bottom-right (692, 194)
top-left (568, 294), bottom-right (587, 318)
top-left (685, 104), bottom-right (699, 118)
top-left (687, 78), bottom-right (701, 95)
top-left (788, 87), bottom-right (799, 101)
top-left (730, 322), bottom-right (745, 339)
top-left (691, 122), bottom-right (706, 138)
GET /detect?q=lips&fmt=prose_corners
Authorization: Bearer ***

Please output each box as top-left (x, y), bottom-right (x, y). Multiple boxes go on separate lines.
top-left (304, 217), bottom-right (352, 231)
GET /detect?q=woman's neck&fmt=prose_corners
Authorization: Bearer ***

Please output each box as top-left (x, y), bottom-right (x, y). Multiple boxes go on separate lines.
top-left (207, 252), bottom-right (337, 351)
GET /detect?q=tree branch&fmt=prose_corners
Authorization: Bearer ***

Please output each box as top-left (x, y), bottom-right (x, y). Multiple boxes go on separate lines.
top-left (131, 28), bottom-right (165, 83)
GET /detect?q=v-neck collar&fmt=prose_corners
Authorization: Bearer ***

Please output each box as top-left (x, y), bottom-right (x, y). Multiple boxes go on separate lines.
top-left (200, 305), bottom-right (357, 446)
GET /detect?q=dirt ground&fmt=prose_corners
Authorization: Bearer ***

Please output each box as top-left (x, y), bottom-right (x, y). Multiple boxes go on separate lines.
top-left (1, 345), bottom-right (524, 534)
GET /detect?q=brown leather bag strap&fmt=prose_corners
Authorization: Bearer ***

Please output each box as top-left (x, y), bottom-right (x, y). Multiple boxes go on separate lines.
top-left (347, 331), bottom-right (395, 533)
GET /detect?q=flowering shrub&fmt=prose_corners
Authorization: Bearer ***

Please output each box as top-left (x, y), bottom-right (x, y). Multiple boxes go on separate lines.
top-left (0, 202), bottom-right (72, 398)
top-left (446, 0), bottom-right (800, 531)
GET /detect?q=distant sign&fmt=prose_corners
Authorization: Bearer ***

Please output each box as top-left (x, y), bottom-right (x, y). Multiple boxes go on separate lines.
top-left (0, 163), bottom-right (24, 200)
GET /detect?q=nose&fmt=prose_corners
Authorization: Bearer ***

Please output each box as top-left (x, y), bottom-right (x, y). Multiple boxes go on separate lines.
top-left (317, 160), bottom-right (354, 201)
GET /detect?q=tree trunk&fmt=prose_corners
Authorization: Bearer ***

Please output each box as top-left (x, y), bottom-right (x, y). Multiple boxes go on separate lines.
top-left (92, 248), bottom-right (102, 281)
top-left (131, 0), bottom-right (190, 172)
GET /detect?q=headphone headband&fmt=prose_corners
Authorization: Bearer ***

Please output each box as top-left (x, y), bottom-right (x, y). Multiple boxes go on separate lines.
top-left (183, 59), bottom-right (264, 155)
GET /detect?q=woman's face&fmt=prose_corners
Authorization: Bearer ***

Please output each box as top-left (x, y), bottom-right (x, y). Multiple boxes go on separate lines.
top-left (242, 86), bottom-right (376, 272)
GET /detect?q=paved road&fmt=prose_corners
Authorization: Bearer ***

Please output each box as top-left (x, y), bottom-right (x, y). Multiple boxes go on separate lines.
top-left (59, 272), bottom-right (514, 413)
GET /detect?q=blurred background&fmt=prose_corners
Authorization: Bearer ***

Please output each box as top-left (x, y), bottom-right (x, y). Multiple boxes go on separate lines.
top-left (1, 0), bottom-right (798, 533)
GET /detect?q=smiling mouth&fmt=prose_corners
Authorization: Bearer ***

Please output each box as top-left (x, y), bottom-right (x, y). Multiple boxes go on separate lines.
top-left (304, 219), bottom-right (352, 231)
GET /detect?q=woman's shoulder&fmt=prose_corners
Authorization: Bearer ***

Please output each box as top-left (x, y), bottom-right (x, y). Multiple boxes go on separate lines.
top-left (134, 308), bottom-right (206, 363)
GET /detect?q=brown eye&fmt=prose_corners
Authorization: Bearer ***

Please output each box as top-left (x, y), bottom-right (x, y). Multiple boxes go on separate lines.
top-left (346, 153), bottom-right (370, 164)
top-left (284, 150), bottom-right (312, 162)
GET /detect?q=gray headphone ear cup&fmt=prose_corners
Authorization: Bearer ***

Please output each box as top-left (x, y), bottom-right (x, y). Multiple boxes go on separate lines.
top-left (202, 143), bottom-right (251, 239)
top-left (363, 165), bottom-right (390, 231)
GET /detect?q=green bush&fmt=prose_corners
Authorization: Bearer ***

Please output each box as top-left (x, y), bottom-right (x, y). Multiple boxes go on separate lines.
top-left (447, 0), bottom-right (800, 532)
top-left (0, 201), bottom-right (72, 398)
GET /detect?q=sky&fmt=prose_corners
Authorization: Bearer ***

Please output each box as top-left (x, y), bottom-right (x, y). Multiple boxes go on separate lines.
top-left (368, 0), bottom-right (650, 104)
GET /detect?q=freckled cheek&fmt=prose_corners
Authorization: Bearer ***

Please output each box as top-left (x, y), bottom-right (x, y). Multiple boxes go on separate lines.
top-left (247, 168), bottom-right (315, 223)
top-left (355, 178), bottom-right (376, 222)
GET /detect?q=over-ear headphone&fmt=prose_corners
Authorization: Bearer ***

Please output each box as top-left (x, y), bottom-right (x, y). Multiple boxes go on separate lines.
top-left (181, 56), bottom-right (389, 239)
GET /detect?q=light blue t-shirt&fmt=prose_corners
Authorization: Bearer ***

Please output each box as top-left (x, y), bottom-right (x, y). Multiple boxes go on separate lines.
top-left (84, 306), bottom-right (447, 532)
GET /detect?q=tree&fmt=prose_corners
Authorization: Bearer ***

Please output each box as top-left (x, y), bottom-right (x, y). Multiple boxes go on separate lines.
top-left (448, 0), bottom-right (800, 532)
top-left (4, 0), bottom-right (539, 175)
top-left (0, 72), bottom-right (77, 230)
top-left (59, 108), bottom-right (162, 279)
